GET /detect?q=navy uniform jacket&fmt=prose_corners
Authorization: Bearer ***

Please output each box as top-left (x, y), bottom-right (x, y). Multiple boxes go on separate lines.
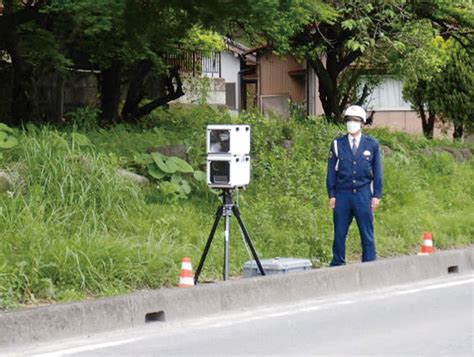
top-left (326, 134), bottom-right (383, 198)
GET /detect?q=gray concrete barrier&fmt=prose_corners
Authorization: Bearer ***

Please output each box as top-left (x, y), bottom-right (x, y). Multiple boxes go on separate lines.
top-left (1, 247), bottom-right (473, 347)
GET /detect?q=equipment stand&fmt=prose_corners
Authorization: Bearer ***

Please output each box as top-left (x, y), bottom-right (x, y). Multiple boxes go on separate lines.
top-left (194, 189), bottom-right (265, 284)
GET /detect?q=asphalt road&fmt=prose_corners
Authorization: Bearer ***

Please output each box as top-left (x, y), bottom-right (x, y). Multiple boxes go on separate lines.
top-left (6, 274), bottom-right (474, 356)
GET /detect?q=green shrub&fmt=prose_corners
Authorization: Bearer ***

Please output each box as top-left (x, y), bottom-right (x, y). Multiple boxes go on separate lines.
top-left (64, 107), bottom-right (101, 132)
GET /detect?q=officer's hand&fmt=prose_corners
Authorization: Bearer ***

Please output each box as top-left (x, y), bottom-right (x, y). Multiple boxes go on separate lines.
top-left (371, 197), bottom-right (380, 211)
top-left (329, 197), bottom-right (336, 209)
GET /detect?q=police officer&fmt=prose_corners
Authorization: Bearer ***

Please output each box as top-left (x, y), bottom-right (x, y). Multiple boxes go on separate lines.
top-left (326, 105), bottom-right (383, 266)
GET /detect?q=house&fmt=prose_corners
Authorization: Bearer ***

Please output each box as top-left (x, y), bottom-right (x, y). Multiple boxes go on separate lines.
top-left (249, 50), bottom-right (307, 117)
top-left (238, 47), bottom-right (323, 118)
top-left (239, 48), bottom-right (451, 137)
top-left (170, 40), bottom-right (256, 112)
top-left (202, 41), bottom-right (253, 113)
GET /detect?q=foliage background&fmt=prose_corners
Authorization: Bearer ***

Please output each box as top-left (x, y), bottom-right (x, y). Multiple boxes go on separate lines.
top-left (0, 106), bottom-right (473, 310)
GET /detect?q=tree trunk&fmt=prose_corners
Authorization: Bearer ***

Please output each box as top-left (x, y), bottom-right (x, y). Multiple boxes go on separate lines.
top-left (306, 48), bottom-right (364, 124)
top-left (10, 58), bottom-right (35, 126)
top-left (307, 57), bottom-right (340, 123)
top-left (419, 104), bottom-right (435, 139)
top-left (121, 60), bottom-right (153, 122)
top-left (427, 111), bottom-right (436, 138)
top-left (4, 31), bottom-right (35, 126)
top-left (453, 123), bottom-right (464, 140)
top-left (326, 52), bottom-right (342, 121)
top-left (99, 62), bottom-right (122, 125)
top-left (1, 0), bottom-right (45, 126)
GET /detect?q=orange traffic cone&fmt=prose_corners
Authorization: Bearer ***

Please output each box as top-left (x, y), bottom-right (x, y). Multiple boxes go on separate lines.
top-left (178, 257), bottom-right (194, 287)
top-left (418, 232), bottom-right (435, 255)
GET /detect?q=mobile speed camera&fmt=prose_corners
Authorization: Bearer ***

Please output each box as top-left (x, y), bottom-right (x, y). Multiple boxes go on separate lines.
top-left (206, 125), bottom-right (251, 189)
top-left (196, 124), bottom-right (265, 283)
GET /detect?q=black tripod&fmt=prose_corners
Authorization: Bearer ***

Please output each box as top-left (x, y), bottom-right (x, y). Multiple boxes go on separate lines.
top-left (194, 189), bottom-right (266, 284)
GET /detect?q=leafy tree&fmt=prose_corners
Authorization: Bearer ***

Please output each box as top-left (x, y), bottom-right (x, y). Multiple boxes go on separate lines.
top-left (408, 0), bottom-right (474, 47)
top-left (0, 0), bottom-right (243, 125)
top-left (0, 0), bottom-right (70, 125)
top-left (391, 1), bottom-right (473, 138)
top-left (393, 24), bottom-right (451, 139)
top-left (2, 0), bottom-right (471, 128)
top-left (0, 0), bottom-right (132, 125)
top-left (234, 1), bottom-right (416, 122)
top-left (430, 44), bottom-right (473, 139)
top-left (283, 1), bottom-right (410, 122)
top-left (48, 0), bottom-right (231, 124)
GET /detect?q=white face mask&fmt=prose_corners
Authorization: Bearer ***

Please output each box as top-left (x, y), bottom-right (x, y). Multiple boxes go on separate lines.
top-left (346, 121), bottom-right (361, 134)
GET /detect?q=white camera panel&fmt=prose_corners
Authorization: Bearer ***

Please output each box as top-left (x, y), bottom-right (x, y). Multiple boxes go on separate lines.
top-left (207, 125), bottom-right (250, 155)
top-left (207, 155), bottom-right (250, 189)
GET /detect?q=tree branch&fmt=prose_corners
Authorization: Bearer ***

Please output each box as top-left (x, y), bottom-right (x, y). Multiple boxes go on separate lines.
top-left (357, 82), bottom-right (371, 105)
top-left (134, 66), bottom-right (184, 119)
top-left (339, 71), bottom-right (361, 110)
top-left (337, 49), bottom-right (362, 73)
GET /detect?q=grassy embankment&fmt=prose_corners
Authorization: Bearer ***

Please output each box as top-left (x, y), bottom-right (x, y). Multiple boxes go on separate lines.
top-left (0, 106), bottom-right (473, 310)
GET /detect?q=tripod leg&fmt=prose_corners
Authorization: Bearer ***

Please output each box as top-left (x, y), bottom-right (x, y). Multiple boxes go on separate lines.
top-left (232, 206), bottom-right (266, 276)
top-left (223, 212), bottom-right (230, 281)
top-left (194, 206), bottom-right (223, 284)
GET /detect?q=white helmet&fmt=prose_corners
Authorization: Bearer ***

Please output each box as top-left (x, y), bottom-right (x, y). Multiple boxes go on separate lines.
top-left (344, 105), bottom-right (366, 123)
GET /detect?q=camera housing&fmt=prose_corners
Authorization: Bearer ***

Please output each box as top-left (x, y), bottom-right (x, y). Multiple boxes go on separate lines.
top-left (207, 125), bottom-right (250, 156)
top-left (207, 155), bottom-right (250, 189)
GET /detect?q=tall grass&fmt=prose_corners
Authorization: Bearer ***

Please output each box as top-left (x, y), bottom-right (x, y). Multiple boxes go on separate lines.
top-left (0, 106), bottom-right (472, 310)
top-left (0, 128), bottom-right (179, 306)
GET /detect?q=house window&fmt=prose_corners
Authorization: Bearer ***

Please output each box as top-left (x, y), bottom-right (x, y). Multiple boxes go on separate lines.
top-left (202, 52), bottom-right (220, 75)
top-left (365, 77), bottom-right (412, 111)
top-left (225, 82), bottom-right (236, 110)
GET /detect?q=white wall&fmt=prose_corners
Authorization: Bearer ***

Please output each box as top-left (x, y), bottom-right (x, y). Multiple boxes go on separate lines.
top-left (220, 51), bottom-right (240, 84)
top-left (171, 76), bottom-right (225, 106)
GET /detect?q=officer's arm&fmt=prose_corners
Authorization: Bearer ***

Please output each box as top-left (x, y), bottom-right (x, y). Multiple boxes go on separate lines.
top-left (372, 142), bottom-right (383, 198)
top-left (326, 141), bottom-right (337, 198)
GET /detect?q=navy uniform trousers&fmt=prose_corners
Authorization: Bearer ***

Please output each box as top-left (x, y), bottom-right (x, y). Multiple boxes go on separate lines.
top-left (326, 134), bottom-right (383, 266)
top-left (333, 187), bottom-right (374, 265)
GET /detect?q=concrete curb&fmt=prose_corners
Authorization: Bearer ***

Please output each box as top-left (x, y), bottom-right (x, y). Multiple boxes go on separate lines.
top-left (1, 247), bottom-right (473, 347)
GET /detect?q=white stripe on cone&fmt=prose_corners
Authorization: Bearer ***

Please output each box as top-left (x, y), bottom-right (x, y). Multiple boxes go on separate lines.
top-left (181, 262), bottom-right (192, 270)
top-left (179, 277), bottom-right (194, 286)
top-left (423, 240), bottom-right (433, 247)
